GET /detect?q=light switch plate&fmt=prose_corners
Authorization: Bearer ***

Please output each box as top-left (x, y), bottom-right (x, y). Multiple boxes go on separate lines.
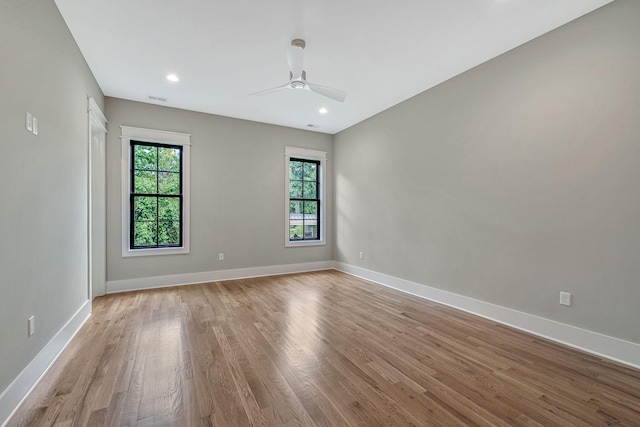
top-left (26, 112), bottom-right (33, 132)
top-left (32, 117), bottom-right (38, 135)
top-left (28, 316), bottom-right (35, 337)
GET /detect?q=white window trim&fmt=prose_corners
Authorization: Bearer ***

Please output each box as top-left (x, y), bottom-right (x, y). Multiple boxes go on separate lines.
top-left (121, 126), bottom-right (191, 257)
top-left (285, 146), bottom-right (326, 247)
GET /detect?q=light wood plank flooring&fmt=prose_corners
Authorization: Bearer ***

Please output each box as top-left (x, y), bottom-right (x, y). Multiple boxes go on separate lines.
top-left (8, 270), bottom-right (640, 426)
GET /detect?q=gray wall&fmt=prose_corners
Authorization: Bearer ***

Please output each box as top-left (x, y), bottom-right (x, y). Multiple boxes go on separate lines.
top-left (105, 98), bottom-right (333, 282)
top-left (334, 0), bottom-right (640, 344)
top-left (0, 0), bottom-right (104, 394)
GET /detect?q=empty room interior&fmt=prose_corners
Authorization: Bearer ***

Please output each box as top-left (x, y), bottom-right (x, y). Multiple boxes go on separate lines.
top-left (2, 0), bottom-right (640, 425)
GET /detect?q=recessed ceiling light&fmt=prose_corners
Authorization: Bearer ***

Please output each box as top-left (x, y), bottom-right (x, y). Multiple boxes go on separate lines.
top-left (166, 74), bottom-right (180, 82)
top-left (319, 107), bottom-right (328, 114)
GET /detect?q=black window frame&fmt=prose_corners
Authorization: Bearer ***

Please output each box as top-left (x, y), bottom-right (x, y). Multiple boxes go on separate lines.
top-left (130, 140), bottom-right (183, 249)
top-left (289, 157), bottom-right (321, 242)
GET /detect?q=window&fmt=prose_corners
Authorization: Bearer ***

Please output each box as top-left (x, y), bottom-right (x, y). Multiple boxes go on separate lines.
top-left (285, 147), bottom-right (326, 247)
top-left (121, 126), bottom-right (190, 257)
top-left (130, 141), bottom-right (182, 248)
top-left (289, 158), bottom-right (320, 241)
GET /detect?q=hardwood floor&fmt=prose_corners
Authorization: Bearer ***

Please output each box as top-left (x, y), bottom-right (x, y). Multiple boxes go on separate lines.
top-left (8, 270), bottom-right (640, 426)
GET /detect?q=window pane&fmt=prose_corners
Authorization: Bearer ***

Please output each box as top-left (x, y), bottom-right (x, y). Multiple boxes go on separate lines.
top-left (302, 181), bottom-right (316, 199)
top-left (303, 201), bottom-right (317, 215)
top-left (134, 145), bottom-right (157, 170)
top-left (158, 171), bottom-right (180, 195)
top-left (289, 180), bottom-right (302, 198)
top-left (158, 221), bottom-right (180, 245)
top-left (290, 161), bottom-right (303, 180)
top-left (289, 224), bottom-right (303, 240)
top-left (290, 201), bottom-right (301, 214)
top-left (158, 197), bottom-right (180, 220)
top-left (304, 224), bottom-right (318, 239)
top-left (158, 147), bottom-right (180, 172)
top-left (303, 162), bottom-right (317, 181)
top-left (134, 221), bottom-right (157, 246)
top-left (134, 170), bottom-right (157, 194)
top-left (133, 196), bottom-right (157, 221)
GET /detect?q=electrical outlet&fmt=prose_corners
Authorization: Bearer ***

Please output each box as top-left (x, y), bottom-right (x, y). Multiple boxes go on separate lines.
top-left (359, 251), bottom-right (364, 260)
top-left (560, 291), bottom-right (572, 307)
top-left (28, 316), bottom-right (35, 337)
top-left (218, 252), bottom-right (224, 261)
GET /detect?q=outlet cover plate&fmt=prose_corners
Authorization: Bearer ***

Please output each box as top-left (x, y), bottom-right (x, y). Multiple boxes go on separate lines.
top-left (560, 291), bottom-right (572, 307)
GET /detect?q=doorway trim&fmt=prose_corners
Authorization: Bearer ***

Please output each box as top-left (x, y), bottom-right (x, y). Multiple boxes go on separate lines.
top-left (88, 97), bottom-right (107, 300)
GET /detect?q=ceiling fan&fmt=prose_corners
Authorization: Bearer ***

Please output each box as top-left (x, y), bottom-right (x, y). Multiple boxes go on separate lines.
top-left (251, 39), bottom-right (347, 103)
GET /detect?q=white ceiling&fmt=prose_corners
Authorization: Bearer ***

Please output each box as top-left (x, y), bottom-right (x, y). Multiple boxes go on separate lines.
top-left (55, 0), bottom-right (613, 135)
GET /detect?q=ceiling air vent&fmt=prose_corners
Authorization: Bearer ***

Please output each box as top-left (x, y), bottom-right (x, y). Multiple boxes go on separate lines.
top-left (147, 95), bottom-right (168, 102)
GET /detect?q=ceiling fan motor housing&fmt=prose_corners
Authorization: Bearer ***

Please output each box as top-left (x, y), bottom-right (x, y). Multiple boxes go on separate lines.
top-left (289, 70), bottom-right (307, 89)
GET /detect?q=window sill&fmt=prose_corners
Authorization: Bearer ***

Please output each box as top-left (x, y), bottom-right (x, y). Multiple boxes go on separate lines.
top-left (285, 240), bottom-right (326, 248)
top-left (122, 246), bottom-right (190, 257)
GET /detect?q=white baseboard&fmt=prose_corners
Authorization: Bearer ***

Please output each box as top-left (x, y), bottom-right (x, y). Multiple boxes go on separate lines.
top-left (334, 262), bottom-right (640, 370)
top-left (106, 261), bottom-right (334, 294)
top-left (0, 300), bottom-right (92, 427)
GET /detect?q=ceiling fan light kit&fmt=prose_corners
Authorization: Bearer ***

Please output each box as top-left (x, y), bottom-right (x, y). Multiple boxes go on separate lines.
top-left (251, 39), bottom-right (347, 103)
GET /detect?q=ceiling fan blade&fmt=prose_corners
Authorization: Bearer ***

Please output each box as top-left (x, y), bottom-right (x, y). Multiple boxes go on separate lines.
top-left (306, 82), bottom-right (347, 103)
top-left (249, 83), bottom-right (290, 96)
top-left (287, 46), bottom-right (304, 79)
